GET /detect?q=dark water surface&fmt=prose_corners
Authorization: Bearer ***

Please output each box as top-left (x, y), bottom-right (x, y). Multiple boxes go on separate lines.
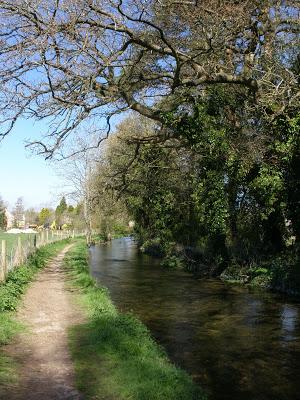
top-left (89, 237), bottom-right (300, 400)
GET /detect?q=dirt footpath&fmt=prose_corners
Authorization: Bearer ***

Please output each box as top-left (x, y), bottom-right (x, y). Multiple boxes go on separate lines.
top-left (1, 245), bottom-right (84, 400)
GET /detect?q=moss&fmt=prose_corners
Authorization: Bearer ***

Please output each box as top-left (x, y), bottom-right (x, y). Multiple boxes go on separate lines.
top-left (161, 255), bottom-right (184, 269)
top-left (220, 263), bottom-right (250, 283)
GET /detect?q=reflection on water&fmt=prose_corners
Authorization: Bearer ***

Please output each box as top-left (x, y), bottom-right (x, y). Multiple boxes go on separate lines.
top-left (281, 305), bottom-right (298, 341)
top-left (89, 237), bottom-right (300, 400)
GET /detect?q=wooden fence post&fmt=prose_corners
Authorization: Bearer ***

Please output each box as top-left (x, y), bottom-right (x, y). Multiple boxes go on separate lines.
top-left (1, 240), bottom-right (7, 282)
top-left (46, 230), bottom-right (49, 244)
top-left (16, 236), bottom-right (22, 265)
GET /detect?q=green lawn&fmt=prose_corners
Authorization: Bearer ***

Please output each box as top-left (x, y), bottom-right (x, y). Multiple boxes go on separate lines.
top-left (0, 232), bottom-right (36, 254)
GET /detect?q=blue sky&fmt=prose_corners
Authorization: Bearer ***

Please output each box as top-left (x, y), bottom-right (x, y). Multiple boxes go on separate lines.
top-left (0, 118), bottom-right (63, 210)
top-left (0, 107), bottom-right (125, 211)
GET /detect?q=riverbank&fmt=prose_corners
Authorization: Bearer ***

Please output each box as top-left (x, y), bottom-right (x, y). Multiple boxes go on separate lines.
top-left (220, 255), bottom-right (300, 296)
top-left (0, 239), bottom-right (72, 392)
top-left (140, 239), bottom-right (300, 296)
top-left (64, 240), bottom-right (206, 400)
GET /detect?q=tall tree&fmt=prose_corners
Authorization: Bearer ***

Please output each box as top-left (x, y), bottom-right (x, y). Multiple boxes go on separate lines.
top-left (55, 197), bottom-right (68, 228)
top-left (90, 101), bottom-right (299, 273)
top-left (39, 208), bottom-right (52, 227)
top-left (0, 0), bottom-right (298, 157)
top-left (12, 197), bottom-right (24, 228)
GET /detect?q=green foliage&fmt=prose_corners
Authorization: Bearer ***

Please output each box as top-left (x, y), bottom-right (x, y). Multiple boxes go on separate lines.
top-left (161, 255), bottom-right (184, 269)
top-left (65, 242), bottom-right (206, 400)
top-left (12, 197), bottom-right (24, 228)
top-left (55, 196), bottom-right (68, 227)
top-left (249, 267), bottom-right (268, 276)
top-left (250, 165), bottom-right (284, 219)
top-left (91, 86), bottom-right (299, 289)
top-left (57, 196), bottom-right (67, 212)
top-left (38, 207), bottom-right (52, 226)
top-left (0, 314), bottom-right (21, 346)
top-left (268, 251), bottom-right (300, 294)
top-left (192, 171), bottom-right (229, 235)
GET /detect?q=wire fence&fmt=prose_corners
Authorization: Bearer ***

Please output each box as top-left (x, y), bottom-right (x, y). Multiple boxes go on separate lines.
top-left (0, 230), bottom-right (84, 283)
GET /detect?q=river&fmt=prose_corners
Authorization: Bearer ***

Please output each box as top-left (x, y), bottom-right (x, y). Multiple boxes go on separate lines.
top-left (89, 237), bottom-right (300, 400)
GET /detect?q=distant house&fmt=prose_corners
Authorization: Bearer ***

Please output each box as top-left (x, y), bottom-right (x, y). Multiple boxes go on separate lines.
top-left (4, 209), bottom-right (26, 229)
top-left (5, 209), bottom-right (14, 229)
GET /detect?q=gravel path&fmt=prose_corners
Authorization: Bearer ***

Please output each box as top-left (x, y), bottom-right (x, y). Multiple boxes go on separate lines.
top-left (1, 245), bottom-right (85, 400)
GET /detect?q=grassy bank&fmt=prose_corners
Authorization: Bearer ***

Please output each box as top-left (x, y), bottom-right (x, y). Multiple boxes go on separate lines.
top-left (220, 251), bottom-right (300, 296)
top-left (0, 239), bottom-right (71, 389)
top-left (140, 237), bottom-right (300, 296)
top-left (64, 241), bottom-right (206, 400)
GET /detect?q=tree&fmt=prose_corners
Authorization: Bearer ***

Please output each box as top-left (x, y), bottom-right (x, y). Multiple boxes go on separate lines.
top-left (91, 96), bottom-right (299, 274)
top-left (55, 197), bottom-right (68, 228)
top-left (91, 115), bottom-right (199, 248)
top-left (0, 195), bottom-right (7, 230)
top-left (54, 143), bottom-right (100, 239)
top-left (68, 205), bottom-right (74, 213)
top-left (12, 197), bottom-right (24, 228)
top-left (0, 1), bottom-right (298, 157)
top-left (39, 208), bottom-right (52, 227)
top-left (25, 208), bottom-right (39, 226)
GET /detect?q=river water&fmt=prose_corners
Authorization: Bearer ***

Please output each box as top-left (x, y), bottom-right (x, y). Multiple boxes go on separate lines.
top-left (89, 237), bottom-right (300, 400)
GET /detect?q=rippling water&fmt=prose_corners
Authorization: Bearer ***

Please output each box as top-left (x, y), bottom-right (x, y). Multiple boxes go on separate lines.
top-left (89, 237), bottom-right (300, 400)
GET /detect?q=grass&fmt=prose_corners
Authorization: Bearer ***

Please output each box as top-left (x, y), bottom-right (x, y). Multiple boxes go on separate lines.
top-left (0, 231), bottom-right (36, 254)
top-left (0, 239), bottom-right (72, 393)
top-left (64, 241), bottom-right (206, 400)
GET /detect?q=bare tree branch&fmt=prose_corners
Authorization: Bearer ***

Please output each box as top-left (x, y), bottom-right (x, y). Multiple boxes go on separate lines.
top-left (0, 0), bottom-right (298, 156)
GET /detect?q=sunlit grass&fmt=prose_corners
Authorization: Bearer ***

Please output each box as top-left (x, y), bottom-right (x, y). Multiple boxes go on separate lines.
top-left (0, 231), bottom-right (36, 254)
